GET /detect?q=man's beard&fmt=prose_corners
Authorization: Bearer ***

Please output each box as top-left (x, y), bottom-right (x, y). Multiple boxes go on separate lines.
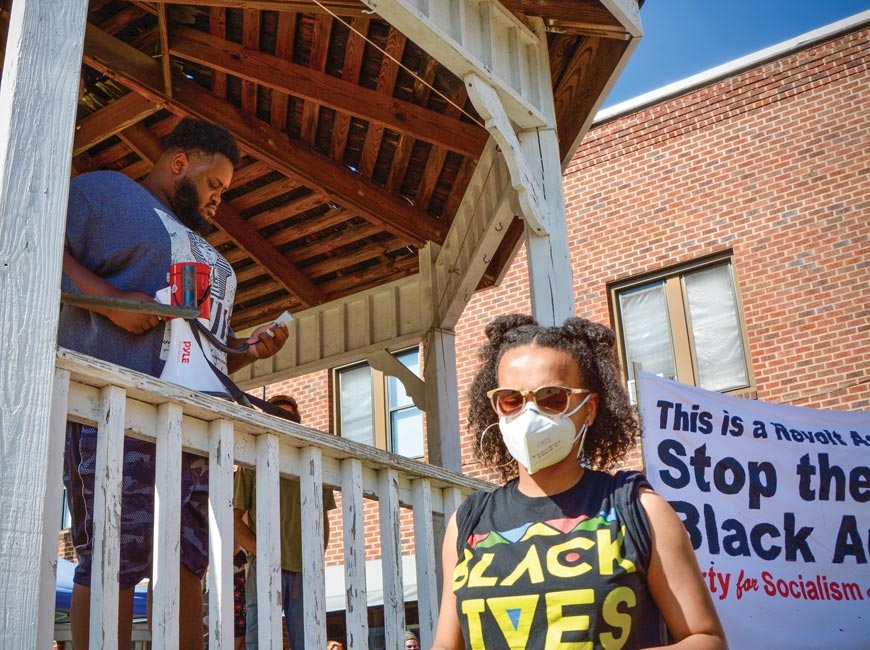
top-left (172, 176), bottom-right (209, 234)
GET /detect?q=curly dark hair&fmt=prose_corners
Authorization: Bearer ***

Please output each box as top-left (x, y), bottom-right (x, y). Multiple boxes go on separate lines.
top-left (468, 314), bottom-right (638, 481)
top-left (163, 117), bottom-right (240, 167)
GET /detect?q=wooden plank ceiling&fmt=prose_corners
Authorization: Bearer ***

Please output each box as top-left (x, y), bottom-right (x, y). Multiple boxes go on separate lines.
top-left (1, 0), bottom-right (636, 331)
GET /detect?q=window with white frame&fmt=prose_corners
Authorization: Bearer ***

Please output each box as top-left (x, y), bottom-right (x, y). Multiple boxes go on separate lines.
top-left (334, 347), bottom-right (424, 458)
top-left (611, 254), bottom-right (753, 400)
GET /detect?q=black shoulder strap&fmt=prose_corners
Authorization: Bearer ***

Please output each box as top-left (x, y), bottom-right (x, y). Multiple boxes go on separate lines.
top-left (188, 325), bottom-right (292, 418)
top-left (455, 489), bottom-right (494, 555)
top-left (612, 471), bottom-right (654, 564)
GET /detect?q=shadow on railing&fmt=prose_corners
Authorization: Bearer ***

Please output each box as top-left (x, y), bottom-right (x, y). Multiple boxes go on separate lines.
top-left (49, 348), bottom-right (490, 649)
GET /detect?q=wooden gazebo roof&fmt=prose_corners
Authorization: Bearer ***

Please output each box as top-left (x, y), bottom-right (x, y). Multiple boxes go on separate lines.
top-left (2, 0), bottom-right (641, 332)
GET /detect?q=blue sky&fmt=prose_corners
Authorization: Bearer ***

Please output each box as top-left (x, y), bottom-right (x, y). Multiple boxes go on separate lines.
top-left (604, 0), bottom-right (870, 107)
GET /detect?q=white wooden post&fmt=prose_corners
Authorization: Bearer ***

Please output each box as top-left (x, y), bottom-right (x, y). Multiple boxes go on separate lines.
top-left (152, 402), bottom-right (183, 649)
top-left (520, 18), bottom-right (576, 326)
top-left (209, 418), bottom-right (236, 649)
top-left (0, 0), bottom-right (88, 646)
top-left (300, 446), bottom-right (326, 649)
top-left (37, 368), bottom-right (71, 649)
top-left (255, 433), bottom-right (282, 649)
top-left (411, 479), bottom-right (438, 649)
top-left (340, 458), bottom-right (369, 650)
top-left (378, 468), bottom-right (405, 650)
top-left (90, 385), bottom-right (127, 650)
top-left (422, 328), bottom-right (462, 472)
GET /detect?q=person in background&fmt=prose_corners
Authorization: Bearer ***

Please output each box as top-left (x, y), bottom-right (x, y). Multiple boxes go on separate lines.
top-left (233, 528), bottom-right (249, 648)
top-left (404, 629), bottom-right (420, 650)
top-left (233, 394), bottom-right (337, 649)
top-left (61, 118), bottom-right (288, 650)
top-left (431, 315), bottom-right (727, 650)
top-left (326, 640), bottom-right (344, 650)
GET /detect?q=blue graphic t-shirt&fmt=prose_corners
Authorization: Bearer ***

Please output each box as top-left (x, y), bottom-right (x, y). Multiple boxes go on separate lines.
top-left (59, 171), bottom-right (236, 375)
top-left (453, 470), bottom-right (669, 649)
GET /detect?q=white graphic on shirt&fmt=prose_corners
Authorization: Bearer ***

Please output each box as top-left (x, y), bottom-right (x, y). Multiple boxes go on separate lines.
top-left (155, 208), bottom-right (237, 372)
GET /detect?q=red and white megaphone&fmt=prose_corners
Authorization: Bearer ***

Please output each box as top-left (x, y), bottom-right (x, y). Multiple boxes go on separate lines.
top-left (157, 262), bottom-right (230, 398)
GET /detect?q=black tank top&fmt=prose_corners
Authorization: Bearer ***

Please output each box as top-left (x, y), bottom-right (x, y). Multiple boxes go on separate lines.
top-left (453, 470), bottom-right (669, 649)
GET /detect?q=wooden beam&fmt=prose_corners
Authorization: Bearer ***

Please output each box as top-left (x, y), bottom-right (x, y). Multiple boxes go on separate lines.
top-left (552, 34), bottom-right (628, 164)
top-left (167, 26), bottom-right (487, 159)
top-left (156, 3), bottom-right (173, 96)
top-left (498, 0), bottom-right (630, 37)
top-left (82, 22), bottom-right (447, 246)
top-left (116, 122), bottom-right (163, 166)
top-left (147, 0), bottom-right (367, 16)
top-left (213, 202), bottom-right (329, 307)
top-left (72, 92), bottom-right (162, 155)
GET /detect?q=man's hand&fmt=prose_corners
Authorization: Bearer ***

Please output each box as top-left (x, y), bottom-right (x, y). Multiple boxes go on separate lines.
top-left (226, 321), bottom-right (289, 373)
top-left (107, 291), bottom-right (163, 334)
top-left (63, 252), bottom-right (163, 335)
top-left (244, 321), bottom-right (289, 360)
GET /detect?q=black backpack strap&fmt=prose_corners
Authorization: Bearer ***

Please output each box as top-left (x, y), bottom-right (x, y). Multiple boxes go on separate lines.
top-left (454, 489), bottom-right (494, 555)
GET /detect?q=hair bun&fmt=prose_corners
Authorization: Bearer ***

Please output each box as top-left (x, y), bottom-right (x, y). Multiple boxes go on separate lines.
top-left (485, 314), bottom-right (537, 348)
top-left (562, 317), bottom-right (615, 350)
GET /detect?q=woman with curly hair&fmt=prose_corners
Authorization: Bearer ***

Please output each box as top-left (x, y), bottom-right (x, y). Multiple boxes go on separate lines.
top-left (432, 315), bottom-right (726, 650)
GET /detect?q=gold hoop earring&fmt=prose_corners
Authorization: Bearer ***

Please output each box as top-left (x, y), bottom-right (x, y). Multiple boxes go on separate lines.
top-left (479, 421), bottom-right (516, 469)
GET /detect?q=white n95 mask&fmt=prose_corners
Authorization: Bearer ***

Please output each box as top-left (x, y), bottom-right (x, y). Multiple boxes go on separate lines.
top-left (499, 393), bottom-right (591, 474)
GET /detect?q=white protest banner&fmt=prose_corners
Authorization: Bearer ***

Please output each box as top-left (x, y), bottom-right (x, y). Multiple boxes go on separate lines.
top-left (637, 370), bottom-right (870, 649)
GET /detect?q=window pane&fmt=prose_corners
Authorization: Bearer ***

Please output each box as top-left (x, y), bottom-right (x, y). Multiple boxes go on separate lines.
top-left (388, 348), bottom-right (423, 458)
top-left (388, 349), bottom-right (419, 408)
top-left (338, 364), bottom-right (374, 445)
top-left (619, 282), bottom-right (676, 381)
top-left (685, 265), bottom-right (749, 392)
top-left (391, 408), bottom-right (424, 458)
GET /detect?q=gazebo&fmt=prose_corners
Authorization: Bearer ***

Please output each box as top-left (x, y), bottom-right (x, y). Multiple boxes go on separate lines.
top-left (0, 0), bottom-right (643, 647)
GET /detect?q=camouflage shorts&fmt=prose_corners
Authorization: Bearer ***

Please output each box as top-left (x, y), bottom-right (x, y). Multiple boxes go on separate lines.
top-left (63, 422), bottom-right (210, 589)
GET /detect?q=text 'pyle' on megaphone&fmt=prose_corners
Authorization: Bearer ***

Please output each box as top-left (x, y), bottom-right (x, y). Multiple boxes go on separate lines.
top-left (157, 262), bottom-right (230, 398)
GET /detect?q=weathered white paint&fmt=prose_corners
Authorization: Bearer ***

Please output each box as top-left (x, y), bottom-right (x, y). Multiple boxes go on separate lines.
top-left (38, 368), bottom-right (71, 650)
top-left (58, 349), bottom-right (484, 497)
top-left (152, 402), bottom-right (183, 649)
top-left (378, 468), bottom-right (406, 650)
top-left (603, 0), bottom-right (643, 38)
top-left (340, 458), bottom-right (369, 650)
top-left (90, 385), bottom-right (126, 650)
top-left (412, 479), bottom-right (438, 649)
top-left (519, 18), bottom-right (576, 326)
top-left (300, 446), bottom-right (327, 649)
top-left (360, 0), bottom-right (547, 129)
top-left (422, 327), bottom-right (462, 472)
top-left (423, 141), bottom-right (515, 328)
top-left (48, 349), bottom-right (491, 646)
top-left (255, 432), bottom-right (282, 649)
top-left (465, 75), bottom-right (550, 235)
top-left (208, 418), bottom-right (236, 649)
top-left (368, 348), bottom-right (427, 410)
top-left (0, 0), bottom-right (87, 645)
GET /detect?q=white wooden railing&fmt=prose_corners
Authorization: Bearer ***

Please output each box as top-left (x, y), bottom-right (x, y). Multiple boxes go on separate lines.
top-left (49, 347), bottom-right (490, 649)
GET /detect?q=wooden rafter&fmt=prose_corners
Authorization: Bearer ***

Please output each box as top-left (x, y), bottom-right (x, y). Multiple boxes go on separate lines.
top-left (167, 26), bottom-right (487, 159)
top-left (82, 21), bottom-right (448, 246)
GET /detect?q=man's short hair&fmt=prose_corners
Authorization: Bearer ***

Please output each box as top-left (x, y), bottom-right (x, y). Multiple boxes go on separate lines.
top-left (163, 117), bottom-right (240, 167)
